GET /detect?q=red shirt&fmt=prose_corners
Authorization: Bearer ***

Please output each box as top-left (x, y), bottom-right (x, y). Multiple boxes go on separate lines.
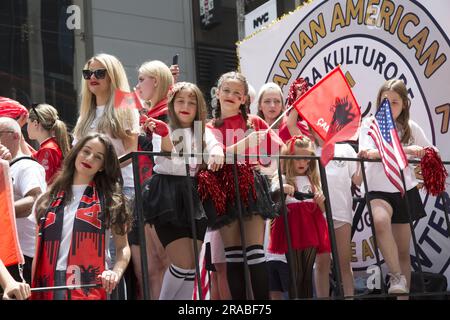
top-left (33, 137), bottom-right (63, 184)
top-left (207, 114), bottom-right (279, 164)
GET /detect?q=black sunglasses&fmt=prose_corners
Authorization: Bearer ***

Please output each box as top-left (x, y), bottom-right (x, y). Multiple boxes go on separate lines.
top-left (82, 68), bottom-right (107, 80)
top-left (30, 103), bottom-right (43, 123)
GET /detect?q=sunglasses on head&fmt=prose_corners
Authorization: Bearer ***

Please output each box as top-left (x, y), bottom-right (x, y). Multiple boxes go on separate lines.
top-left (30, 103), bottom-right (43, 123)
top-left (82, 68), bottom-right (107, 80)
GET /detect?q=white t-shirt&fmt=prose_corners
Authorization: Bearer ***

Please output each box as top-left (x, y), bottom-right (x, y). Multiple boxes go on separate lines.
top-left (359, 118), bottom-right (432, 192)
top-left (317, 144), bottom-right (357, 225)
top-left (264, 220), bottom-right (286, 263)
top-left (11, 157), bottom-right (46, 258)
top-left (91, 105), bottom-right (140, 188)
top-left (153, 127), bottom-right (223, 176)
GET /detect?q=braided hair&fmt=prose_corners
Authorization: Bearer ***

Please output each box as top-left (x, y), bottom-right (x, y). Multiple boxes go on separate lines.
top-left (212, 71), bottom-right (252, 129)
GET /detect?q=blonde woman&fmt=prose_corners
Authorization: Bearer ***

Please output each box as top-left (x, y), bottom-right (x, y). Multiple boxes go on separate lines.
top-left (27, 103), bottom-right (70, 184)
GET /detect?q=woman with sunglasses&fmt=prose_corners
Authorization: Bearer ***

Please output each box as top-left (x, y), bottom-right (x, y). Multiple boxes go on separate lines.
top-left (27, 104), bottom-right (70, 184)
top-left (73, 53), bottom-right (139, 194)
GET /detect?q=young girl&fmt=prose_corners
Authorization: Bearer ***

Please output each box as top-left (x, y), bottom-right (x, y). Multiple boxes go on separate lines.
top-left (256, 82), bottom-right (285, 129)
top-left (358, 79), bottom-right (432, 294)
top-left (202, 71), bottom-right (281, 300)
top-left (141, 82), bottom-right (224, 300)
top-left (26, 103), bottom-right (70, 184)
top-left (130, 60), bottom-right (174, 299)
top-left (268, 135), bottom-right (330, 298)
top-left (32, 133), bottom-right (132, 300)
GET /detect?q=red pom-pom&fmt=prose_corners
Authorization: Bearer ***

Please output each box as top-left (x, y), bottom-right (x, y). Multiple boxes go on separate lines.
top-left (420, 147), bottom-right (448, 196)
top-left (197, 164), bottom-right (257, 216)
top-left (197, 170), bottom-right (227, 215)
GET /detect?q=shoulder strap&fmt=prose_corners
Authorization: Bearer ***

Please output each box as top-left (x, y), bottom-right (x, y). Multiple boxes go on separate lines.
top-left (9, 156), bottom-right (37, 167)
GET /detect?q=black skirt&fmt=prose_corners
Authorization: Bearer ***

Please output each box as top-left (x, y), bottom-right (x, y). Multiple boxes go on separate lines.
top-left (142, 174), bottom-right (206, 227)
top-left (203, 169), bottom-right (277, 230)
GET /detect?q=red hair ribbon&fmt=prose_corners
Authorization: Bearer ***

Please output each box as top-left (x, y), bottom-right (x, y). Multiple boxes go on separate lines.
top-left (287, 135), bottom-right (305, 154)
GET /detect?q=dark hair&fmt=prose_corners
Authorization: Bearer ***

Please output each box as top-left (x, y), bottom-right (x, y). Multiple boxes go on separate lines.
top-left (212, 71), bottom-right (252, 129)
top-left (35, 132), bottom-right (131, 235)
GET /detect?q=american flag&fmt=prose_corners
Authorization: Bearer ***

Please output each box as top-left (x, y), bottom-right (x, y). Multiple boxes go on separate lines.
top-left (368, 98), bottom-right (408, 194)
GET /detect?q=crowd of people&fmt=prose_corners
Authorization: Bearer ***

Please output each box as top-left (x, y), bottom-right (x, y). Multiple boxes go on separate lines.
top-left (0, 52), bottom-right (435, 300)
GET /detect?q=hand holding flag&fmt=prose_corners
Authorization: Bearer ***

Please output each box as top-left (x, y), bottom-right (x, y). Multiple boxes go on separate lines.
top-left (367, 98), bottom-right (408, 194)
top-left (292, 66), bottom-right (361, 166)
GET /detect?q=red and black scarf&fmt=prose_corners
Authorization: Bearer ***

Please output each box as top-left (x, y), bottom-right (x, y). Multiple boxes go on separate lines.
top-left (32, 182), bottom-right (107, 300)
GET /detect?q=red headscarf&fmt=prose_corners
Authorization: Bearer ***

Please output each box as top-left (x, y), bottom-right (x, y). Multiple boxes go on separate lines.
top-left (0, 97), bottom-right (29, 119)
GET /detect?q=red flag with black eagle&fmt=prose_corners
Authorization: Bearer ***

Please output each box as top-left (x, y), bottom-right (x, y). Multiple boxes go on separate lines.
top-left (292, 66), bottom-right (361, 166)
top-left (114, 89), bottom-right (143, 110)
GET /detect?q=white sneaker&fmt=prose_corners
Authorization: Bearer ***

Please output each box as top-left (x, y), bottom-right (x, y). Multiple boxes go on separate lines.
top-left (388, 273), bottom-right (409, 294)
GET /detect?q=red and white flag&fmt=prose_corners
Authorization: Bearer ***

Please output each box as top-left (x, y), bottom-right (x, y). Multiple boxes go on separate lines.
top-left (368, 98), bottom-right (408, 194)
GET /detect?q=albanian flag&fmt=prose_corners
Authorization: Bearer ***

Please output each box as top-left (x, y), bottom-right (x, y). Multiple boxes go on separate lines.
top-left (292, 66), bottom-right (361, 166)
top-left (114, 89), bottom-right (143, 110)
top-left (0, 160), bottom-right (24, 267)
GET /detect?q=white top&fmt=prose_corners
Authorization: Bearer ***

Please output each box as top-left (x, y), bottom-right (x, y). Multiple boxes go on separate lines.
top-left (56, 185), bottom-right (86, 270)
top-left (153, 127), bottom-right (223, 176)
top-left (264, 220), bottom-right (286, 263)
top-left (359, 118), bottom-right (432, 192)
top-left (91, 105), bottom-right (140, 188)
top-left (11, 158), bottom-right (46, 258)
top-left (317, 144), bottom-right (357, 224)
top-left (271, 175), bottom-right (314, 204)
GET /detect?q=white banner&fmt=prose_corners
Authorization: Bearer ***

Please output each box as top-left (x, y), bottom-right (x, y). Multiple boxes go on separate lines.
top-left (238, 0), bottom-right (450, 289)
top-left (244, 0), bottom-right (277, 37)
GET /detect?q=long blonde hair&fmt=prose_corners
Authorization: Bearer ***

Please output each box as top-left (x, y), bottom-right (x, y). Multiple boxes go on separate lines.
top-left (376, 79), bottom-right (411, 144)
top-left (274, 135), bottom-right (321, 192)
top-left (138, 60), bottom-right (173, 107)
top-left (29, 104), bottom-right (70, 157)
top-left (74, 53), bottom-right (135, 140)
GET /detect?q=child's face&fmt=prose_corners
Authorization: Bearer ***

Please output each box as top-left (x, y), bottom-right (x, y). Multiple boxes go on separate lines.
top-left (382, 90), bottom-right (404, 121)
top-left (173, 89), bottom-right (197, 128)
top-left (75, 138), bottom-right (105, 180)
top-left (136, 72), bottom-right (157, 101)
top-left (259, 89), bottom-right (283, 123)
top-left (292, 147), bottom-right (312, 175)
top-left (216, 79), bottom-right (246, 115)
top-left (86, 60), bottom-right (111, 97)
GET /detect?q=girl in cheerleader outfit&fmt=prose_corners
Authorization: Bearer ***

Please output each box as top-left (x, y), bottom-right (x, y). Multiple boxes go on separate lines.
top-left (141, 82), bottom-right (224, 300)
top-left (199, 71), bottom-right (283, 300)
top-left (268, 135), bottom-right (330, 298)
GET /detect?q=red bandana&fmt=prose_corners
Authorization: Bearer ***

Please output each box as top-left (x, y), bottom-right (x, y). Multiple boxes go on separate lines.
top-left (146, 98), bottom-right (168, 119)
